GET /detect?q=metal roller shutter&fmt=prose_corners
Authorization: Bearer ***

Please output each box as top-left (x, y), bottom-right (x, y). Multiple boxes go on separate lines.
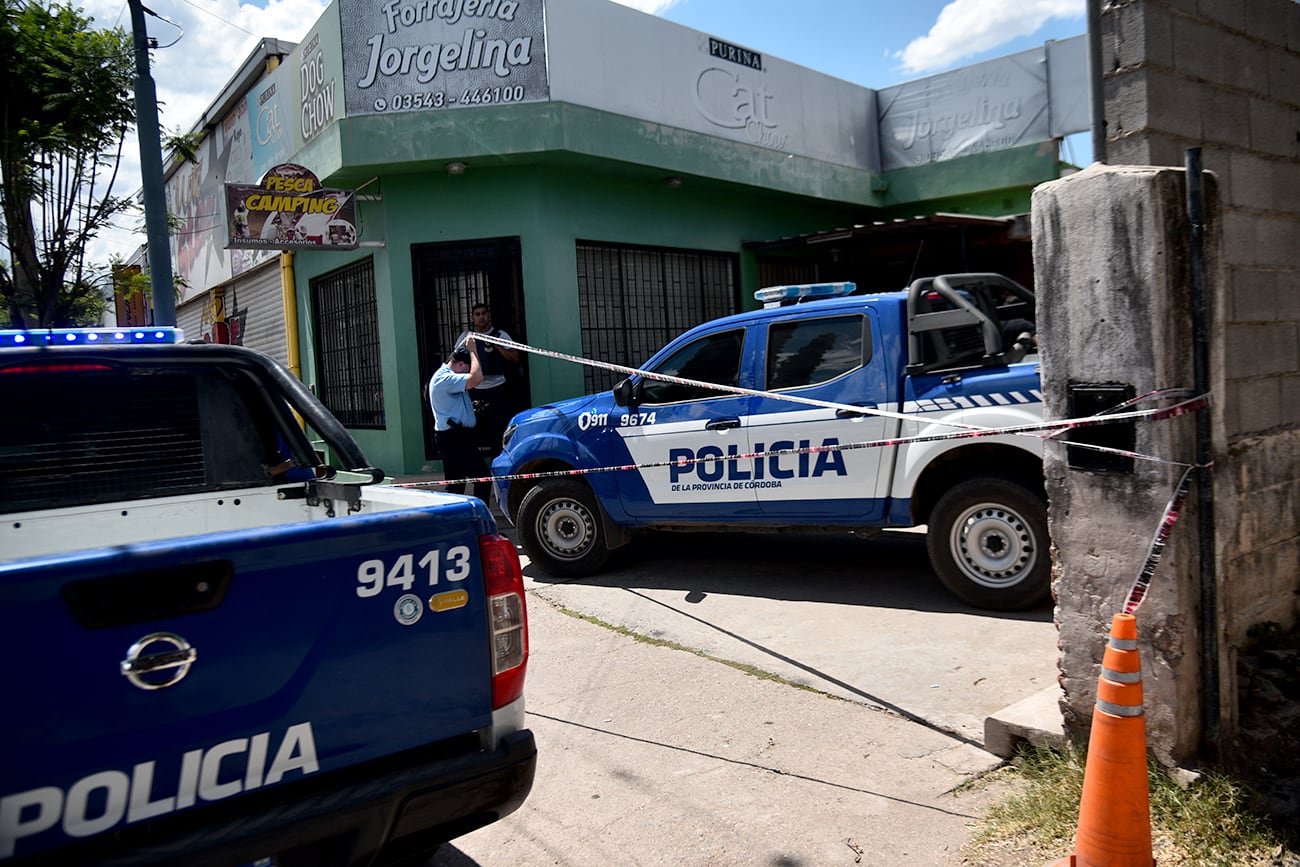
top-left (231, 260), bottom-right (288, 367)
top-left (179, 260), bottom-right (288, 367)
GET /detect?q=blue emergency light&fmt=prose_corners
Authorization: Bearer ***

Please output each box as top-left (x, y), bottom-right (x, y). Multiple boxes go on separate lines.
top-left (754, 282), bottom-right (856, 305)
top-left (0, 327), bottom-right (185, 348)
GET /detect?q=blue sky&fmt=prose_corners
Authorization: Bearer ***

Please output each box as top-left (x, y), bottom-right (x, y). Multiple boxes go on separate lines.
top-left (651, 0), bottom-right (1085, 86)
top-left (81, 0), bottom-right (1088, 262)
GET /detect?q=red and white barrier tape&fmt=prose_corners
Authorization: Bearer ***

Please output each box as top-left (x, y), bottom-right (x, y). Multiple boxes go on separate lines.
top-left (1123, 465), bottom-right (1196, 614)
top-left (470, 332), bottom-right (1204, 440)
top-left (468, 332), bottom-right (994, 433)
top-left (401, 392), bottom-right (1208, 492)
top-left (408, 334), bottom-right (1209, 491)
top-left (430, 332), bottom-right (1211, 616)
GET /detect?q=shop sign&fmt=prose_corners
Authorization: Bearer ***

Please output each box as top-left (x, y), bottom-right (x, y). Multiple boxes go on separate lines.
top-left (877, 42), bottom-right (1082, 170)
top-left (339, 0), bottom-right (548, 117)
top-left (225, 164), bottom-right (359, 251)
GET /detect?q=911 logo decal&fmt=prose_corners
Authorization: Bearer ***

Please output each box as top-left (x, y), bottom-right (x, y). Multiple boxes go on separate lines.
top-left (577, 410), bottom-right (657, 431)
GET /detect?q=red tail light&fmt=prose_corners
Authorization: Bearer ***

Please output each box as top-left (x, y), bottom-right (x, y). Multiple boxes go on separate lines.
top-left (480, 534), bottom-right (528, 710)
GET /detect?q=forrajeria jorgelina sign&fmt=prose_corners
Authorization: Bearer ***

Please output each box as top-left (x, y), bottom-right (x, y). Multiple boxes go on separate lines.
top-left (225, 164), bottom-right (359, 250)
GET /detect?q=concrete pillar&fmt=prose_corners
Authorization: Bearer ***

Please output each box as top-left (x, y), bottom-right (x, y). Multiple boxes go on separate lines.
top-left (1033, 164), bottom-right (1219, 765)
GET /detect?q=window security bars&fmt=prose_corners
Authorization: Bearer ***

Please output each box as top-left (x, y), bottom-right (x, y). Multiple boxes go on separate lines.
top-left (310, 258), bottom-right (385, 429)
top-left (577, 242), bottom-right (739, 394)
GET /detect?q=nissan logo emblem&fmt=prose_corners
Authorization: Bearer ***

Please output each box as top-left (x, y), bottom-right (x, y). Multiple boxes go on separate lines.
top-left (120, 632), bottom-right (197, 690)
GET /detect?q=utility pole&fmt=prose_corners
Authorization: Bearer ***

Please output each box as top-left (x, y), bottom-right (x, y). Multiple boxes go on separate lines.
top-left (1086, 0), bottom-right (1107, 164)
top-left (126, 0), bottom-right (176, 326)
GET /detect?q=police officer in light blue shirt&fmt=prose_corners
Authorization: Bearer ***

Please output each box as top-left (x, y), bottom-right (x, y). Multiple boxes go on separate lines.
top-left (428, 338), bottom-right (490, 500)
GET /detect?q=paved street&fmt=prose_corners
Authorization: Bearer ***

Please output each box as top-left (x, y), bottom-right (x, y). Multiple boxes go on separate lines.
top-left (434, 527), bottom-right (1058, 865)
top-left (521, 528), bottom-right (1056, 743)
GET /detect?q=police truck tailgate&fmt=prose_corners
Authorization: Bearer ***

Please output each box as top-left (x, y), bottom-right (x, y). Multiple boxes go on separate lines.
top-left (0, 499), bottom-right (511, 860)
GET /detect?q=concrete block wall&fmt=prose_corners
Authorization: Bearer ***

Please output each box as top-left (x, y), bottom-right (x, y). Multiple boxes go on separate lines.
top-left (1043, 0), bottom-right (1299, 759)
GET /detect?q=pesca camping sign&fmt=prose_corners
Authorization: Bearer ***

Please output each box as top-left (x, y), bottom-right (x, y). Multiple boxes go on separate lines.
top-left (225, 164), bottom-right (358, 250)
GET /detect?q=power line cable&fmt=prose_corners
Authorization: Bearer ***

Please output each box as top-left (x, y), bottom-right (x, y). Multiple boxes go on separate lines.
top-left (141, 2), bottom-right (185, 44)
top-left (171, 0), bottom-right (257, 38)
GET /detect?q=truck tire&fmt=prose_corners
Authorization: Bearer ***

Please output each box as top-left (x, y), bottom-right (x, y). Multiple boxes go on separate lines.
top-left (926, 477), bottom-right (1050, 610)
top-left (517, 479), bottom-right (613, 577)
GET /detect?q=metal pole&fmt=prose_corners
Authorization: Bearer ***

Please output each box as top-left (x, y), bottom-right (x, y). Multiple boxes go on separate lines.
top-left (126, 0), bottom-right (176, 326)
top-left (1087, 0), bottom-right (1107, 164)
top-left (1185, 147), bottom-right (1218, 760)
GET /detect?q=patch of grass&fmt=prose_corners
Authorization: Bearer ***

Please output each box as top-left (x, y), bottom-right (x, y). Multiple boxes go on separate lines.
top-left (967, 742), bottom-right (1085, 858)
top-left (965, 743), bottom-right (1300, 866)
top-left (1149, 768), bottom-right (1297, 866)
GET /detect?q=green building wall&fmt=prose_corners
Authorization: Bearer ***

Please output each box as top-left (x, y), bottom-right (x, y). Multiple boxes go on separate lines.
top-left (283, 96), bottom-right (1064, 475)
top-left (291, 158), bottom-right (863, 474)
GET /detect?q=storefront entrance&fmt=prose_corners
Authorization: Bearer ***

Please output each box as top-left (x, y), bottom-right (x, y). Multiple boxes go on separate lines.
top-left (412, 237), bottom-right (527, 460)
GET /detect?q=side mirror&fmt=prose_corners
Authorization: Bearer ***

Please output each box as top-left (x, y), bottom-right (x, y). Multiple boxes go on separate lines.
top-left (614, 378), bottom-right (635, 407)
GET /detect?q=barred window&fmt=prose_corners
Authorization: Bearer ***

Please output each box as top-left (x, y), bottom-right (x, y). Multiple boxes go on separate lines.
top-left (311, 257), bottom-right (385, 429)
top-left (577, 241), bottom-right (739, 394)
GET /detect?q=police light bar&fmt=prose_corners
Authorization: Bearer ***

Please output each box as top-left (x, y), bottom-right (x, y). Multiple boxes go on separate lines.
top-left (754, 282), bottom-right (856, 305)
top-left (0, 327), bottom-right (185, 348)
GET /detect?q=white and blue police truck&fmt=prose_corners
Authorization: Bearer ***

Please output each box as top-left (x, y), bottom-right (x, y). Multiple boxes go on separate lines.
top-left (492, 274), bottom-right (1047, 610)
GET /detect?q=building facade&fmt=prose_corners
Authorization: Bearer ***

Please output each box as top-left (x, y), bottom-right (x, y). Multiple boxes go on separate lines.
top-left (163, 0), bottom-right (1085, 474)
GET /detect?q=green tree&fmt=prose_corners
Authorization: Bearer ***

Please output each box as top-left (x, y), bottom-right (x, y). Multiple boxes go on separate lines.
top-left (0, 0), bottom-right (136, 328)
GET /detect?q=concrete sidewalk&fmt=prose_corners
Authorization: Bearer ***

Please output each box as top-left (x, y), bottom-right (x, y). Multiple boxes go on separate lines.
top-left (436, 596), bottom-right (1009, 866)
top-left (388, 476), bottom-right (1071, 863)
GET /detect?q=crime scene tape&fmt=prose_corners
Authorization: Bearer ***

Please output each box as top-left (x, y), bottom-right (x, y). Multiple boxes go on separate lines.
top-left (408, 332), bottom-right (1210, 493)
top-left (1123, 465), bottom-right (1195, 614)
top-left (463, 332), bottom-right (1196, 437)
top-left (403, 393), bottom-right (1207, 495)
top-left (432, 332), bottom-right (1211, 622)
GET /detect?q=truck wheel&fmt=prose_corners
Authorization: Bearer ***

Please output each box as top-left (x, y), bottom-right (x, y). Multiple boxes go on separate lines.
top-left (517, 479), bottom-right (612, 577)
top-left (926, 477), bottom-right (1050, 610)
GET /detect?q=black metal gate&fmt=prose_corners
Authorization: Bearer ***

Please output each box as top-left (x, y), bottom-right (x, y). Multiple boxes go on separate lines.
top-left (412, 237), bottom-right (526, 459)
top-left (311, 257), bottom-right (384, 429)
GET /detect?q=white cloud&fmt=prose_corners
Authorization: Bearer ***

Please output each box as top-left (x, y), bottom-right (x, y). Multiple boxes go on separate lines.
top-left (895, 0), bottom-right (1083, 75)
top-left (606, 0), bottom-right (682, 14)
top-left (80, 0), bottom-right (329, 265)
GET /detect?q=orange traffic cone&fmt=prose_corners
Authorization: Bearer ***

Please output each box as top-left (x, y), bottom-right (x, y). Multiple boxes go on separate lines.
top-left (1054, 612), bottom-right (1155, 866)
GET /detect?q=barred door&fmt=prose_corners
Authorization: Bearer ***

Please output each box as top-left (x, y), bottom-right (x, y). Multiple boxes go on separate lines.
top-left (412, 237), bottom-right (525, 459)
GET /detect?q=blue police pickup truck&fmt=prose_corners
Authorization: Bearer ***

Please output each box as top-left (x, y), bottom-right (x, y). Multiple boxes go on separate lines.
top-left (493, 274), bottom-right (1047, 611)
top-left (0, 329), bottom-right (535, 865)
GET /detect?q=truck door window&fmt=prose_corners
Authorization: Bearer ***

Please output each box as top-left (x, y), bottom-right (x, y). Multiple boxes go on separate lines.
top-left (766, 315), bottom-right (868, 391)
top-left (640, 329), bottom-right (744, 404)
